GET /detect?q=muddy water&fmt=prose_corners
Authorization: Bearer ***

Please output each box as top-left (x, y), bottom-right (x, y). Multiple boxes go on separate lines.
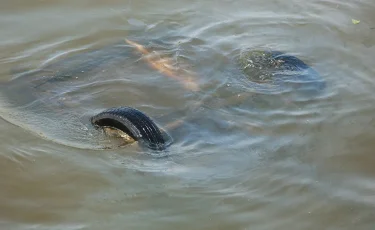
top-left (1, 0), bottom-right (375, 229)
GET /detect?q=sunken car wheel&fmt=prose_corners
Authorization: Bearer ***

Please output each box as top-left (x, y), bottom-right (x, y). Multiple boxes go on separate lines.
top-left (91, 106), bottom-right (168, 151)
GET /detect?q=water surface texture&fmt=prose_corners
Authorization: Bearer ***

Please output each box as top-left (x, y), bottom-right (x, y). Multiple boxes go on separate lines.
top-left (1, 0), bottom-right (375, 229)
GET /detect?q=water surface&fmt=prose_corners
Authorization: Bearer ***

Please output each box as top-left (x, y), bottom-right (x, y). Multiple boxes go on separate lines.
top-left (0, 0), bottom-right (375, 229)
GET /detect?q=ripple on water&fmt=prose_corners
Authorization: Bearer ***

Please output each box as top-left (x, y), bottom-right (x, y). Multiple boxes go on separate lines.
top-left (1, 33), bottom-right (330, 156)
top-left (0, 12), bottom-right (347, 167)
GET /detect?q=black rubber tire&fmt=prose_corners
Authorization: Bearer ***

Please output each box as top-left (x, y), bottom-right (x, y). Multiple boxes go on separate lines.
top-left (91, 106), bottom-right (168, 151)
top-left (236, 50), bottom-right (326, 95)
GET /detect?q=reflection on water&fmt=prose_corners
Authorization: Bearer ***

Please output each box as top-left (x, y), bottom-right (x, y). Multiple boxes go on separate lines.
top-left (1, 0), bottom-right (375, 229)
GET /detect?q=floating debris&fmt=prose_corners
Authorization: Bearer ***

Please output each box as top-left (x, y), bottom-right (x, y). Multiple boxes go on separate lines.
top-left (352, 19), bottom-right (360, 25)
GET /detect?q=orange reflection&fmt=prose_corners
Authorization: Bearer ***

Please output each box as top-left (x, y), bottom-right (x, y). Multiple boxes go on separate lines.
top-left (125, 39), bottom-right (199, 91)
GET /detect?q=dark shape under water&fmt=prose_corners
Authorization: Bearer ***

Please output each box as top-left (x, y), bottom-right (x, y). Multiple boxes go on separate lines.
top-left (237, 50), bottom-right (326, 95)
top-left (91, 107), bottom-right (170, 151)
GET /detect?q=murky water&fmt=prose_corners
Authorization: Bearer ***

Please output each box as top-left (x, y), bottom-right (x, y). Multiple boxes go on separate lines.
top-left (1, 0), bottom-right (375, 229)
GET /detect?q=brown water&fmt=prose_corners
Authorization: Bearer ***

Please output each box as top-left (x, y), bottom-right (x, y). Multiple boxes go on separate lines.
top-left (1, 0), bottom-right (375, 229)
